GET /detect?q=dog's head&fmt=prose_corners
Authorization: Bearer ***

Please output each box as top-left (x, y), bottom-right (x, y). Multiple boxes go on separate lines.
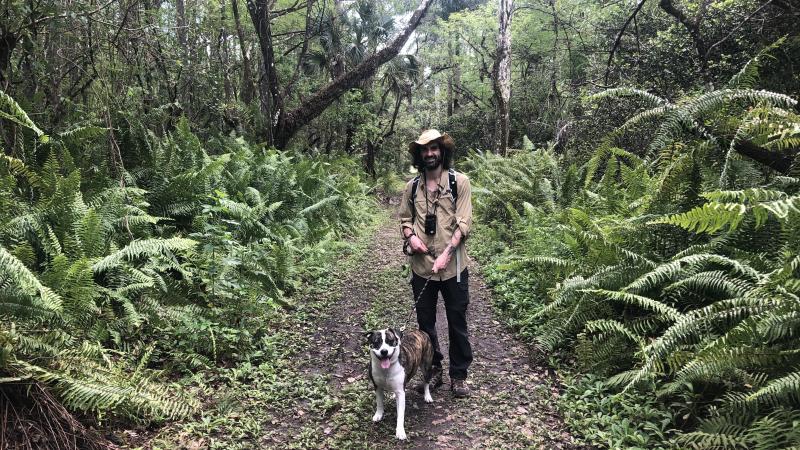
top-left (365, 328), bottom-right (402, 369)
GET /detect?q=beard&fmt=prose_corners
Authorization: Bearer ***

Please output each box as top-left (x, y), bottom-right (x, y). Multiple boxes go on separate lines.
top-left (423, 154), bottom-right (442, 170)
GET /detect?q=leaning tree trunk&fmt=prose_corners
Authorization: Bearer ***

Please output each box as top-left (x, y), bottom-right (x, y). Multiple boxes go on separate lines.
top-left (273, 0), bottom-right (434, 148)
top-left (246, 0), bottom-right (433, 148)
top-left (493, 0), bottom-right (512, 155)
top-left (275, 0), bottom-right (432, 148)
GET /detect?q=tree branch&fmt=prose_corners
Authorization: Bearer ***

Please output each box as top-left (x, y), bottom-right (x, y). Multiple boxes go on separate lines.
top-left (604, 0), bottom-right (647, 85)
top-left (734, 139), bottom-right (797, 174)
top-left (704, 0), bottom-right (774, 60)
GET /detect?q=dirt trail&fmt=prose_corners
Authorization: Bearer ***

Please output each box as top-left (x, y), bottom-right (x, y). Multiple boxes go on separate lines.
top-left (263, 202), bottom-right (581, 449)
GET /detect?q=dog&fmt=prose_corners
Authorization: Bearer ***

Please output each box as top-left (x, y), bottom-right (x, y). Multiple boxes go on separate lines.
top-left (366, 328), bottom-right (434, 440)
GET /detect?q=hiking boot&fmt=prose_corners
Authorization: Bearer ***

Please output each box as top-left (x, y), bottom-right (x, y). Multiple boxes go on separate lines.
top-left (451, 379), bottom-right (470, 398)
top-left (414, 366), bottom-right (443, 393)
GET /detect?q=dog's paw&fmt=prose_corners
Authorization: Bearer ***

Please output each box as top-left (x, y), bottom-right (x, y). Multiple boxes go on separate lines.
top-left (372, 412), bottom-right (383, 422)
top-left (424, 392), bottom-right (433, 403)
top-left (396, 428), bottom-right (407, 440)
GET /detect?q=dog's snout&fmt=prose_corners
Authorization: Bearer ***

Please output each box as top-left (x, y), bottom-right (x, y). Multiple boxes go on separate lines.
top-left (380, 349), bottom-right (388, 357)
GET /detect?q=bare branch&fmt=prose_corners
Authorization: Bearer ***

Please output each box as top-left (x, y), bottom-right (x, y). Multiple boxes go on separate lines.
top-left (604, 0), bottom-right (647, 85)
top-left (704, 0), bottom-right (774, 60)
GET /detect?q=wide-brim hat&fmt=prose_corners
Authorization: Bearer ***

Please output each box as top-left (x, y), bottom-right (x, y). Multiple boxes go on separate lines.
top-left (407, 129), bottom-right (455, 155)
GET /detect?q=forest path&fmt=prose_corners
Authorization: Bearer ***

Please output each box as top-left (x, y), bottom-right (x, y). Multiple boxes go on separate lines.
top-left (259, 200), bottom-right (581, 449)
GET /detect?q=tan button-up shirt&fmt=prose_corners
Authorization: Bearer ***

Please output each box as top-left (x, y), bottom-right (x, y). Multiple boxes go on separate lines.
top-left (399, 170), bottom-right (472, 280)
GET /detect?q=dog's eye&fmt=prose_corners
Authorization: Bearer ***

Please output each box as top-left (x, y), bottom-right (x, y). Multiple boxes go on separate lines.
top-left (370, 336), bottom-right (382, 349)
top-left (386, 336), bottom-right (396, 346)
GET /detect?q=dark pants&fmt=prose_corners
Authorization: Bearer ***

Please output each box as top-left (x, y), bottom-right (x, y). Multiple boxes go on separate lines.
top-left (411, 269), bottom-right (473, 380)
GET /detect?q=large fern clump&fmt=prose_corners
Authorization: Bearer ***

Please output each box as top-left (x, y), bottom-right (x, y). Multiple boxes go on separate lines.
top-left (468, 43), bottom-right (800, 449)
top-left (1, 89), bottom-right (375, 436)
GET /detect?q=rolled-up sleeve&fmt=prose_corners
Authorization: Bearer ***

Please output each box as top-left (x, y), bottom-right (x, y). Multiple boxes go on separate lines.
top-left (399, 181), bottom-right (414, 238)
top-left (455, 175), bottom-right (472, 239)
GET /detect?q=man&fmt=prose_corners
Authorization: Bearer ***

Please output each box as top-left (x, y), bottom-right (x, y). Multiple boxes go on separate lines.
top-left (398, 129), bottom-right (473, 398)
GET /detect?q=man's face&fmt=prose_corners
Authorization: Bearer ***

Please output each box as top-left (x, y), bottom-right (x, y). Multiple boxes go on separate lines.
top-left (421, 142), bottom-right (442, 170)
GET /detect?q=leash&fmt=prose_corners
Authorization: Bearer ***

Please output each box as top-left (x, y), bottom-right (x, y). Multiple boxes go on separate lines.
top-left (400, 274), bottom-right (432, 332)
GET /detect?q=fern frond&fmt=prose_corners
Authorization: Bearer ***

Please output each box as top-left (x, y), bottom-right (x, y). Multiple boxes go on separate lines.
top-left (587, 87), bottom-right (668, 106)
top-left (614, 105), bottom-right (676, 137)
top-left (728, 36), bottom-right (786, 89)
top-left (92, 238), bottom-right (197, 273)
top-left (686, 89), bottom-right (797, 118)
top-left (741, 370), bottom-right (800, 409)
top-left (299, 195), bottom-right (340, 215)
top-left (581, 289), bottom-right (684, 321)
top-left (58, 125), bottom-right (107, 141)
top-left (664, 270), bottom-right (754, 298)
top-left (1, 154), bottom-right (42, 187)
top-left (584, 319), bottom-right (646, 348)
top-left (0, 246), bottom-right (62, 312)
top-left (653, 202), bottom-right (746, 233)
top-left (0, 89), bottom-right (44, 136)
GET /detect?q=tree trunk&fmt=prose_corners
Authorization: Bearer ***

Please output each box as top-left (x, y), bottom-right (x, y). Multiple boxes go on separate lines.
top-left (176, 0), bottom-right (195, 117)
top-left (0, 31), bottom-right (18, 90)
top-left (734, 140), bottom-right (797, 174)
top-left (447, 40), bottom-right (457, 116)
top-left (246, 0), bottom-right (282, 146)
top-left (453, 40), bottom-right (462, 113)
top-left (176, 0), bottom-right (188, 51)
top-left (231, 0), bottom-right (256, 104)
top-left (329, 0), bottom-right (348, 79)
top-left (218, 0), bottom-right (234, 103)
top-left (493, 0), bottom-right (513, 155)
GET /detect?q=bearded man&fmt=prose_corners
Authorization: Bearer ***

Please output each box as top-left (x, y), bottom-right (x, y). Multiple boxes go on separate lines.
top-left (398, 129), bottom-right (473, 398)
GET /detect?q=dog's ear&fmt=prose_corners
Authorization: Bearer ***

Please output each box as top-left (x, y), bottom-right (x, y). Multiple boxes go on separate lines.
top-left (389, 328), bottom-right (403, 340)
top-left (363, 331), bottom-right (374, 341)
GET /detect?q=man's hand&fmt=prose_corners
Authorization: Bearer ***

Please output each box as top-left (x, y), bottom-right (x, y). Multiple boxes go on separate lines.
top-left (432, 246), bottom-right (453, 273)
top-left (407, 235), bottom-right (429, 255)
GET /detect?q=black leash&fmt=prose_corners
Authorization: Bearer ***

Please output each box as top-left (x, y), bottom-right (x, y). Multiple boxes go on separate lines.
top-left (400, 274), bottom-right (432, 332)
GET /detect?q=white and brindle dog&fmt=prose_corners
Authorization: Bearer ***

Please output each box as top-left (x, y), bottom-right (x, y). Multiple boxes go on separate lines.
top-left (366, 328), bottom-right (435, 440)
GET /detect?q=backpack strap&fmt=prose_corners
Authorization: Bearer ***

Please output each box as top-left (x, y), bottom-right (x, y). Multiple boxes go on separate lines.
top-left (409, 175), bottom-right (421, 225)
top-left (448, 169), bottom-right (458, 204)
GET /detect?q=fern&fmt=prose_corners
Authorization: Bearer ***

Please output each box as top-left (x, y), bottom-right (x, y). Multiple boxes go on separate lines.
top-left (728, 37), bottom-right (787, 89)
top-left (92, 238), bottom-right (197, 273)
top-left (739, 370), bottom-right (800, 409)
top-left (584, 319), bottom-right (646, 348)
top-left (0, 89), bottom-right (44, 136)
top-left (656, 190), bottom-right (800, 233)
top-left (587, 87), bottom-right (668, 106)
top-left (581, 289), bottom-right (684, 322)
top-left (0, 246), bottom-right (63, 312)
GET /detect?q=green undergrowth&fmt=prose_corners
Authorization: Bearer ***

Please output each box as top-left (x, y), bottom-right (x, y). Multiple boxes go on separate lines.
top-left (469, 179), bottom-right (689, 450)
top-left (1, 88), bottom-right (384, 433)
top-left (467, 51), bottom-right (800, 449)
top-left (560, 375), bottom-right (681, 450)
